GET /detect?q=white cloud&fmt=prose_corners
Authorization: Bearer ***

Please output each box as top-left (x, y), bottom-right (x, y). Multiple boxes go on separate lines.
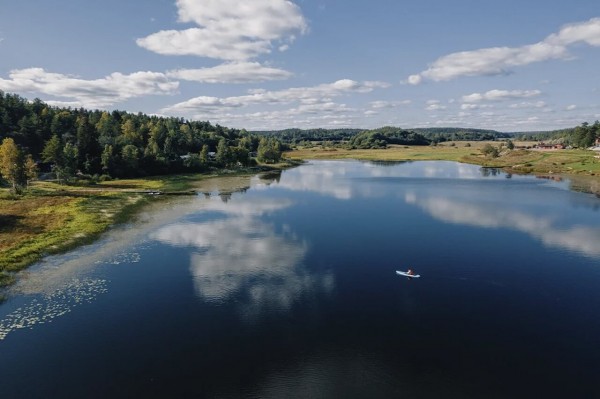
top-left (460, 103), bottom-right (493, 110)
top-left (370, 100), bottom-right (411, 109)
top-left (167, 62), bottom-right (293, 83)
top-left (0, 68), bottom-right (178, 108)
top-left (162, 79), bottom-right (389, 114)
top-left (137, 0), bottom-right (308, 60)
top-left (425, 99), bottom-right (447, 111)
top-left (508, 101), bottom-right (547, 109)
top-left (407, 74), bottom-right (422, 85)
top-left (462, 89), bottom-right (541, 103)
top-left (408, 17), bottom-right (600, 83)
top-left (566, 104), bottom-right (577, 110)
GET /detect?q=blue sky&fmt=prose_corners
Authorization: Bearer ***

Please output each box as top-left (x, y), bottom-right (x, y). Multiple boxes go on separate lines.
top-left (1, 0), bottom-right (599, 131)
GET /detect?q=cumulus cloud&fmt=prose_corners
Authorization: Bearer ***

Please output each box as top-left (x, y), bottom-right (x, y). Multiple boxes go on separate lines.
top-left (167, 62), bottom-right (293, 83)
top-left (137, 0), bottom-right (307, 60)
top-left (162, 79), bottom-right (389, 114)
top-left (462, 89), bottom-right (541, 103)
top-left (566, 104), bottom-right (577, 111)
top-left (0, 67), bottom-right (178, 108)
top-left (408, 17), bottom-right (600, 83)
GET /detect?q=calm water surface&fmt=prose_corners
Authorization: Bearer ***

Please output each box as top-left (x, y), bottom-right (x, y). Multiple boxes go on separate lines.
top-left (1, 160), bottom-right (600, 398)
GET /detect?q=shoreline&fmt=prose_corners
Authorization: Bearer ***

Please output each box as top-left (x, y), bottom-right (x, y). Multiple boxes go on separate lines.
top-left (0, 163), bottom-right (299, 291)
top-left (286, 144), bottom-right (600, 193)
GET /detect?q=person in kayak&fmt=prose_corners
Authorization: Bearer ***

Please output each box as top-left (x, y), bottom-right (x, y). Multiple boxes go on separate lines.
top-left (407, 269), bottom-right (414, 275)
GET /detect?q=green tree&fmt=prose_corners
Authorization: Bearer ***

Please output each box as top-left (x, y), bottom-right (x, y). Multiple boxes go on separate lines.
top-left (0, 138), bottom-right (26, 193)
top-left (120, 119), bottom-right (142, 146)
top-left (50, 111), bottom-right (75, 139)
top-left (216, 138), bottom-right (232, 166)
top-left (76, 116), bottom-right (99, 172)
top-left (24, 154), bottom-right (38, 187)
top-left (507, 139), bottom-right (515, 150)
top-left (199, 144), bottom-right (209, 166)
top-left (96, 112), bottom-right (119, 146)
top-left (257, 138), bottom-right (282, 163)
top-left (61, 142), bottom-right (79, 181)
top-left (121, 144), bottom-right (139, 175)
top-left (231, 146), bottom-right (249, 166)
top-left (42, 135), bottom-right (65, 181)
top-left (42, 135), bottom-right (63, 165)
top-left (101, 144), bottom-right (115, 176)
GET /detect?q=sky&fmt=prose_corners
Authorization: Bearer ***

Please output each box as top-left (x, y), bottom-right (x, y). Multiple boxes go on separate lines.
top-left (1, 0), bottom-right (600, 132)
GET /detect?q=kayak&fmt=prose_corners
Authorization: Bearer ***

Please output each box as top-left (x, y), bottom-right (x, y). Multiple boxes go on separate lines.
top-left (396, 271), bottom-right (420, 278)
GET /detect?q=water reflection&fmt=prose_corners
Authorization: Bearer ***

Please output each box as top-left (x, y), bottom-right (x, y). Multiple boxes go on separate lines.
top-left (151, 196), bottom-right (334, 319)
top-left (405, 192), bottom-right (600, 258)
top-left (270, 160), bottom-right (537, 200)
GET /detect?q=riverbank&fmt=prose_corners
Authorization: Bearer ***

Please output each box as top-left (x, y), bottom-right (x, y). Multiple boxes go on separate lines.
top-left (0, 163), bottom-right (298, 288)
top-left (286, 141), bottom-right (600, 177)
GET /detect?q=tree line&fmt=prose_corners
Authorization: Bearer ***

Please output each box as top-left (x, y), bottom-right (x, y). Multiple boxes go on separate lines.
top-left (511, 121), bottom-right (600, 147)
top-left (252, 126), bottom-right (513, 147)
top-left (0, 91), bottom-right (283, 193)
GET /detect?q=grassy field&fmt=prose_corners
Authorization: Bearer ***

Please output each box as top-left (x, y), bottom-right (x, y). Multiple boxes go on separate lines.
top-left (0, 178), bottom-right (166, 286)
top-left (286, 141), bottom-right (600, 176)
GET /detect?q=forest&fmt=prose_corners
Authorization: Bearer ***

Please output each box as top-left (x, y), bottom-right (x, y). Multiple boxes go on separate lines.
top-left (0, 91), bottom-right (283, 193)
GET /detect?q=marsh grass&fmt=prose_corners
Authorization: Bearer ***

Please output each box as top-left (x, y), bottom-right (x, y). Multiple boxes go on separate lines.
top-left (0, 178), bottom-right (169, 286)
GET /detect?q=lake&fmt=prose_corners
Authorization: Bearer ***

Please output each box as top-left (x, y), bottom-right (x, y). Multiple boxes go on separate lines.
top-left (1, 160), bottom-right (600, 398)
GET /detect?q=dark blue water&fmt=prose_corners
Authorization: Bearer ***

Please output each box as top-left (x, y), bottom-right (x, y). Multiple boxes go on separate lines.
top-left (1, 161), bottom-right (600, 398)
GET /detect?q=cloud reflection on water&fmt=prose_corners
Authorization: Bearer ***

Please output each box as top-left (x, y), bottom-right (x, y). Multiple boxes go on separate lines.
top-left (266, 160), bottom-right (516, 200)
top-left (151, 196), bottom-right (334, 319)
top-left (406, 193), bottom-right (600, 258)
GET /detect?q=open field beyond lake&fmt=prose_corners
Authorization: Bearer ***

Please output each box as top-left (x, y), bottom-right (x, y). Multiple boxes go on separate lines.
top-left (286, 141), bottom-right (600, 176)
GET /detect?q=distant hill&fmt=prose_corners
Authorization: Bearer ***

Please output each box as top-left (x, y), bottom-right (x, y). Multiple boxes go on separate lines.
top-left (252, 126), bottom-right (511, 145)
top-left (253, 122), bottom-right (599, 148)
top-left (411, 127), bottom-right (510, 141)
top-left (251, 128), bottom-right (362, 143)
